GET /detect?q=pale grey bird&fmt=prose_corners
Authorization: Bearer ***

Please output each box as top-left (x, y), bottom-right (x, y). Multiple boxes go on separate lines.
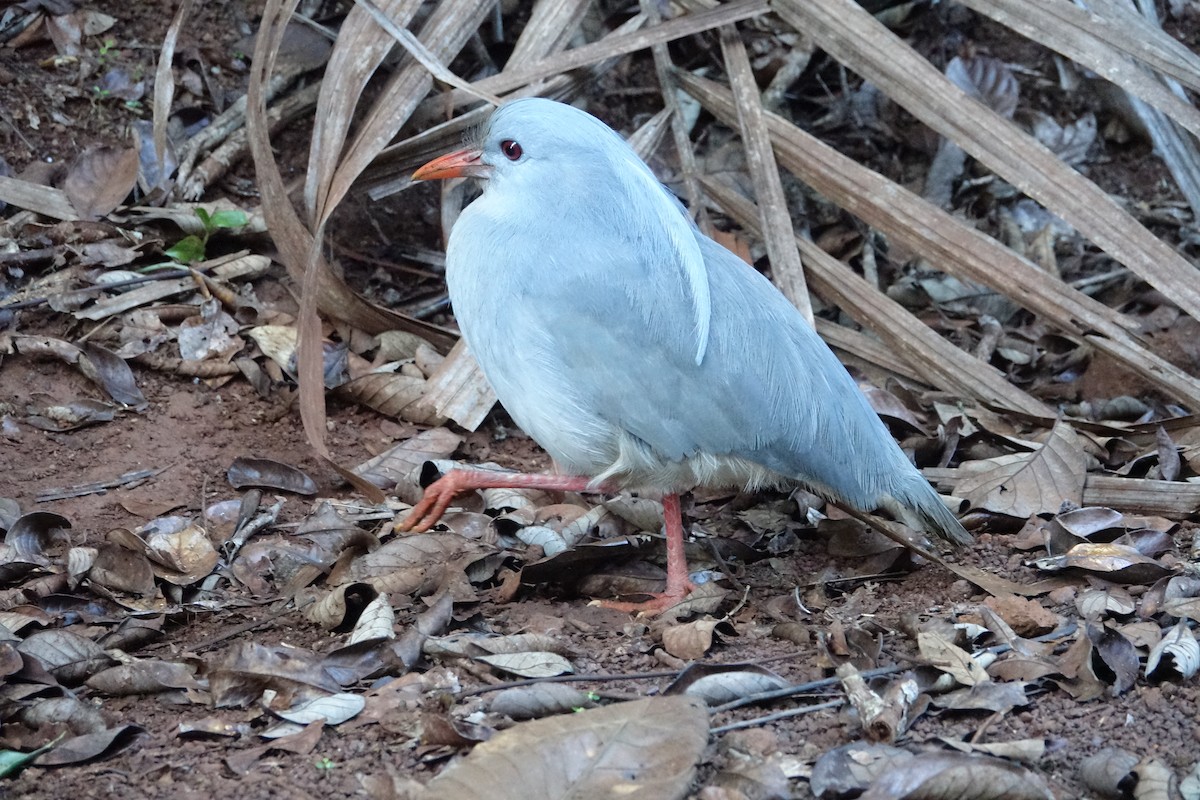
top-left (404, 98), bottom-right (969, 614)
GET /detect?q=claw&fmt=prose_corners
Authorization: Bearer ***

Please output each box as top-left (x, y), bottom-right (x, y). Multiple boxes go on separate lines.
top-left (396, 473), bottom-right (468, 532)
top-left (593, 581), bottom-right (699, 617)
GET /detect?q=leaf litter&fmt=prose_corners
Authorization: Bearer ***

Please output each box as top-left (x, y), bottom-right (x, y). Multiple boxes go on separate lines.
top-left (0, 0), bottom-right (1198, 796)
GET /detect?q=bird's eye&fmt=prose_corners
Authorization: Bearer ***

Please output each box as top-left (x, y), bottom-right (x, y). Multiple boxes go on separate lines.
top-left (500, 139), bottom-right (523, 161)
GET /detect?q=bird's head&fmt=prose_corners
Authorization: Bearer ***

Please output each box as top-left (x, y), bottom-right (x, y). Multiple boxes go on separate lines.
top-left (412, 98), bottom-right (646, 197)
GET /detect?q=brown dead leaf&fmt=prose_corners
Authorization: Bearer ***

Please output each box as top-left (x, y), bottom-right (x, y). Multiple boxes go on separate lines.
top-left (1088, 624), bottom-right (1139, 695)
top-left (664, 662), bottom-right (791, 706)
top-left (662, 617), bottom-right (722, 660)
top-left (857, 751), bottom-right (1054, 799)
top-left (85, 660), bottom-right (199, 695)
top-left (62, 146), bottom-right (139, 220)
top-left (916, 631), bottom-right (989, 686)
top-left (956, 419), bottom-right (1087, 518)
top-left (489, 683), bottom-right (596, 721)
top-left (88, 541), bottom-right (156, 595)
top-left (17, 630), bottom-right (113, 686)
top-left (810, 742), bottom-right (914, 798)
top-left (33, 724), bottom-right (147, 766)
top-left (419, 696), bottom-right (708, 800)
top-left (143, 522), bottom-right (219, 585)
top-left (227, 457), bottom-right (318, 495)
top-left (346, 533), bottom-right (493, 596)
top-left (77, 343), bottom-right (147, 408)
top-left (353, 427), bottom-right (463, 500)
top-left (1034, 542), bottom-right (1175, 584)
top-left (20, 697), bottom-right (105, 740)
top-left (207, 641), bottom-right (341, 708)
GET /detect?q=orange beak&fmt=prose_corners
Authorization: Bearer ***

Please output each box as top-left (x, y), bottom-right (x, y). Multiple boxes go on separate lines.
top-left (412, 148), bottom-right (489, 181)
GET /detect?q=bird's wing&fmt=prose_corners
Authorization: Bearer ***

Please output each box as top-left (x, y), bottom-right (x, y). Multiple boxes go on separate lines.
top-left (498, 226), bottom-right (912, 508)
top-left (610, 148), bottom-right (712, 365)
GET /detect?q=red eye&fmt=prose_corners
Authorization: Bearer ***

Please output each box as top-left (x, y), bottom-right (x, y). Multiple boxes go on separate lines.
top-left (501, 139), bottom-right (523, 160)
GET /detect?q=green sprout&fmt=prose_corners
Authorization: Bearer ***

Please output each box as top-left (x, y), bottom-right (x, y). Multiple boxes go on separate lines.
top-left (164, 206), bottom-right (249, 264)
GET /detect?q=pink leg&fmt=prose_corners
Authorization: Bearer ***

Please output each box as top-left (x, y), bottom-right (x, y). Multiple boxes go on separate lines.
top-left (398, 469), bottom-right (604, 532)
top-left (597, 492), bottom-right (698, 615)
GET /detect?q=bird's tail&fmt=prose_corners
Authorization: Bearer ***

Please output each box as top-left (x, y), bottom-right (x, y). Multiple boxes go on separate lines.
top-left (884, 476), bottom-right (972, 546)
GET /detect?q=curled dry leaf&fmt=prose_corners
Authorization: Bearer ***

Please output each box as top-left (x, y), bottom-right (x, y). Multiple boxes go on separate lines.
top-left (207, 641), bottom-right (342, 708)
top-left (353, 427), bottom-right (462, 498)
top-left (662, 617), bottom-right (722, 661)
top-left (420, 712), bottom-right (494, 748)
top-left (419, 696), bottom-right (709, 800)
top-left (917, 631), bottom-right (990, 687)
top-left (32, 724), bottom-right (147, 767)
top-left (1076, 586), bottom-right (1137, 621)
top-left (227, 457), bottom-right (318, 495)
top-left (3, 511), bottom-right (71, 565)
top-left (1132, 757), bottom-right (1175, 800)
top-left (664, 661), bottom-right (790, 706)
top-left (346, 532), bottom-right (494, 596)
top-left (85, 660), bottom-right (200, 695)
top-left (1079, 747), bottom-right (1140, 799)
top-left (23, 397), bottom-right (116, 432)
top-left (1088, 624), bottom-right (1139, 695)
top-left (21, 696), bottom-right (107, 735)
top-left (144, 522), bottom-right (220, 586)
top-left (1035, 542), bottom-right (1175, 584)
top-left (78, 343), bottom-right (147, 408)
top-left (65, 546), bottom-right (96, 589)
top-left (305, 582), bottom-right (379, 631)
top-left (347, 592), bottom-right (396, 645)
top-left (811, 742), bottom-right (914, 798)
top-left (273, 693), bottom-right (365, 726)
top-left (1145, 619), bottom-right (1199, 681)
top-left (1048, 506), bottom-right (1125, 541)
top-left (489, 683), bottom-right (596, 721)
top-left (88, 541), bottom-right (156, 595)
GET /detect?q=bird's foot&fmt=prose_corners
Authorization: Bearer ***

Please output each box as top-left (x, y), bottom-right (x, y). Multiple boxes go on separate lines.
top-left (398, 469), bottom-right (601, 533)
top-left (593, 580), bottom-right (699, 617)
top-left (396, 472), bottom-right (469, 532)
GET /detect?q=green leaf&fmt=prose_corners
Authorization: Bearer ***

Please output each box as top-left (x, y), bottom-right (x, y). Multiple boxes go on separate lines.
top-left (164, 234), bottom-right (206, 263)
top-left (207, 209), bottom-right (248, 230)
top-left (194, 207), bottom-right (212, 230)
top-left (0, 733), bottom-right (64, 778)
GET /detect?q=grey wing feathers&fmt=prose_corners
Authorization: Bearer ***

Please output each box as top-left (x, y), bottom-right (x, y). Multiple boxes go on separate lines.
top-left (567, 233), bottom-right (928, 510)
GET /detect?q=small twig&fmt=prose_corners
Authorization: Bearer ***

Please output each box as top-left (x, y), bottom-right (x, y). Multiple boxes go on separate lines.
top-left (710, 663), bottom-right (907, 714)
top-left (0, 269), bottom-right (193, 312)
top-left (711, 699), bottom-right (843, 734)
top-left (456, 670), bottom-right (681, 698)
top-left (834, 505), bottom-right (949, 566)
top-left (36, 467), bottom-right (169, 502)
top-left (184, 600), bottom-right (309, 653)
